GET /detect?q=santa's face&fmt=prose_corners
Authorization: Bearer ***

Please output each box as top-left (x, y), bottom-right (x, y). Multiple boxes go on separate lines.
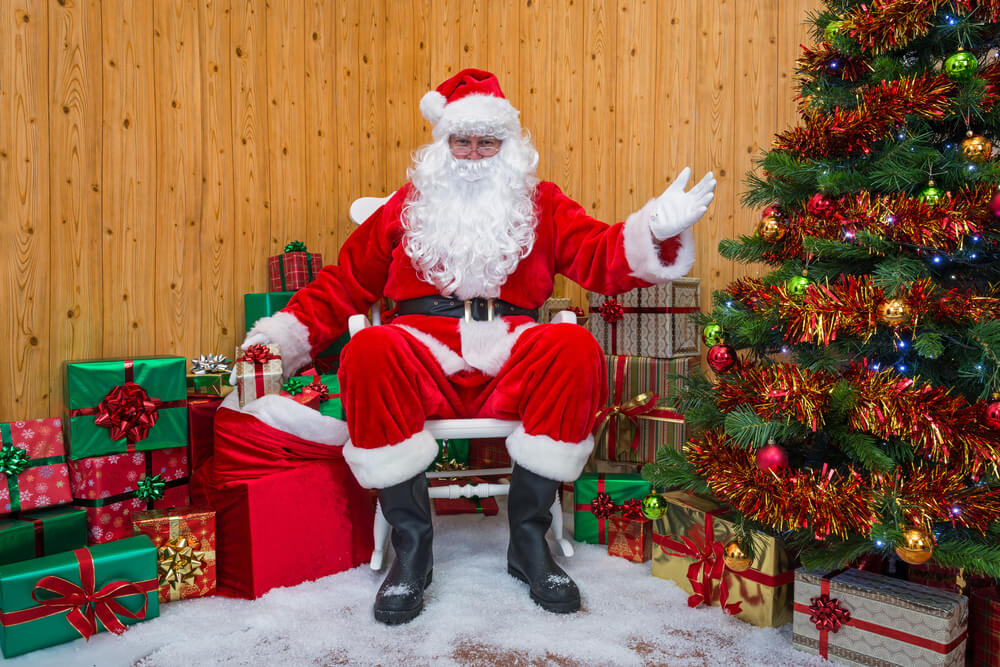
top-left (402, 131), bottom-right (539, 300)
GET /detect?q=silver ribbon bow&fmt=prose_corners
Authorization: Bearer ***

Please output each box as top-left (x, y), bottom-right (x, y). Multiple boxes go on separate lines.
top-left (190, 353), bottom-right (232, 375)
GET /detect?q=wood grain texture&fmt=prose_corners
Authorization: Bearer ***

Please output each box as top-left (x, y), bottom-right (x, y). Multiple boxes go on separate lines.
top-left (48, 0), bottom-right (102, 409)
top-left (6, 0), bottom-right (829, 420)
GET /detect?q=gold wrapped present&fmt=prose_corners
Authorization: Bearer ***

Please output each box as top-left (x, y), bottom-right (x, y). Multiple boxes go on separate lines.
top-left (651, 490), bottom-right (795, 628)
top-left (234, 344), bottom-right (282, 407)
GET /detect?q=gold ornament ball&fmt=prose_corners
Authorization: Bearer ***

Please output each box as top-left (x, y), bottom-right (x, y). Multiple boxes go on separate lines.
top-left (878, 298), bottom-right (910, 327)
top-left (961, 131), bottom-right (993, 163)
top-left (758, 213), bottom-right (787, 242)
top-left (894, 527), bottom-right (934, 565)
top-left (724, 541), bottom-right (752, 572)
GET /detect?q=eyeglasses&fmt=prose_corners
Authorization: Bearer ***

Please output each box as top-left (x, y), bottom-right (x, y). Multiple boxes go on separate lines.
top-left (449, 135), bottom-right (502, 157)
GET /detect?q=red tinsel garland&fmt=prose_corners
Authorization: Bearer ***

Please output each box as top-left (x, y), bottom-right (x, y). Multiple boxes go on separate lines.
top-left (797, 44), bottom-right (872, 83)
top-left (843, 0), bottom-right (1000, 55)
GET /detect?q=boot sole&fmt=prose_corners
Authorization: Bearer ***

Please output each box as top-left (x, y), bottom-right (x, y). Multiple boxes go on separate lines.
top-left (374, 570), bottom-right (433, 625)
top-left (507, 566), bottom-right (580, 614)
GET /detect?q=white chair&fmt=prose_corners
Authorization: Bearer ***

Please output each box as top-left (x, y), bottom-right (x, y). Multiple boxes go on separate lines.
top-left (348, 193), bottom-right (576, 570)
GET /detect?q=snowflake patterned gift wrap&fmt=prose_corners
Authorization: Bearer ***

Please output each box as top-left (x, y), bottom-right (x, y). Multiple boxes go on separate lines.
top-left (792, 568), bottom-right (968, 666)
top-left (0, 418), bottom-right (73, 515)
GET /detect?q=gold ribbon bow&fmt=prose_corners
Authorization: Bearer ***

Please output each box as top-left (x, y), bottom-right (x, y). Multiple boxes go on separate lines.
top-left (157, 537), bottom-right (207, 595)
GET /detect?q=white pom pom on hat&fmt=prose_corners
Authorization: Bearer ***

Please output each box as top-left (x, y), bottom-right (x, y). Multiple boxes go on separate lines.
top-left (420, 68), bottom-right (521, 139)
top-left (419, 90), bottom-right (447, 126)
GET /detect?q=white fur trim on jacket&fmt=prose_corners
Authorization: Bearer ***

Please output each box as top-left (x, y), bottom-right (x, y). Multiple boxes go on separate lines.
top-left (219, 392), bottom-right (348, 446)
top-left (622, 198), bottom-right (696, 283)
top-left (396, 324), bottom-right (473, 375)
top-left (343, 429), bottom-right (440, 489)
top-left (505, 425), bottom-right (595, 482)
top-left (246, 311), bottom-right (314, 378)
top-left (460, 320), bottom-right (535, 376)
top-left (429, 93), bottom-right (522, 141)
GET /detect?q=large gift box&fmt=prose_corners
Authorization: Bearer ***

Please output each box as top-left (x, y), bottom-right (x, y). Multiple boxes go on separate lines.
top-left (573, 472), bottom-right (650, 545)
top-left (0, 506), bottom-right (87, 565)
top-left (132, 505), bottom-right (216, 603)
top-left (651, 490), bottom-right (795, 628)
top-left (792, 568), bottom-right (968, 665)
top-left (244, 292), bottom-right (348, 374)
top-left (0, 418), bottom-right (73, 515)
top-left (235, 343), bottom-right (283, 407)
top-left (65, 357), bottom-right (188, 461)
top-left (587, 278), bottom-right (700, 358)
top-left (69, 448), bottom-right (190, 544)
top-left (267, 241), bottom-right (322, 292)
top-left (592, 355), bottom-right (687, 465)
top-left (971, 586), bottom-right (1000, 666)
top-left (0, 535), bottom-right (158, 658)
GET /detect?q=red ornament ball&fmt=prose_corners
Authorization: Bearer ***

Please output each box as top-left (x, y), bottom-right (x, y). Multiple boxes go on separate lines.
top-left (990, 190), bottom-right (1000, 218)
top-left (706, 344), bottom-right (738, 372)
top-left (984, 400), bottom-right (1000, 429)
top-left (807, 193), bottom-right (834, 215)
top-left (756, 441), bottom-right (789, 472)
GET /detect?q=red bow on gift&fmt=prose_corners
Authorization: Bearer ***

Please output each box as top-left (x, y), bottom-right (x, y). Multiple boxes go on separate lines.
top-left (93, 382), bottom-right (161, 442)
top-left (242, 344), bottom-right (277, 365)
top-left (590, 492), bottom-right (617, 519)
top-left (1, 548), bottom-right (157, 639)
top-left (621, 498), bottom-right (645, 520)
top-left (809, 593), bottom-right (851, 633)
top-left (306, 380), bottom-right (330, 402)
top-left (656, 510), bottom-right (742, 615)
top-left (597, 297), bottom-right (625, 324)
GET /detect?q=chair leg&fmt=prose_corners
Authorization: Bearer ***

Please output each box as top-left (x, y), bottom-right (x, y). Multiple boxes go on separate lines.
top-left (370, 499), bottom-right (391, 570)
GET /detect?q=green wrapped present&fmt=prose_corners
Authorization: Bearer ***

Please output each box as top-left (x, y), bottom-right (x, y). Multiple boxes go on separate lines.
top-left (572, 472), bottom-right (650, 545)
top-left (0, 506), bottom-right (87, 565)
top-left (65, 357), bottom-right (188, 461)
top-left (427, 438), bottom-right (470, 472)
top-left (0, 535), bottom-right (159, 657)
top-left (244, 292), bottom-right (349, 373)
top-left (291, 374), bottom-right (343, 420)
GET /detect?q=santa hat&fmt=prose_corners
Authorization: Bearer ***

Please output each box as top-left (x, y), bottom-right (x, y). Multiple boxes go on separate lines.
top-left (420, 68), bottom-right (522, 140)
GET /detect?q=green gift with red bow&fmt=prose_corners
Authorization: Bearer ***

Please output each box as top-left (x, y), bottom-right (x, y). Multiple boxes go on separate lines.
top-left (0, 418), bottom-right (73, 515)
top-left (69, 448), bottom-right (190, 544)
top-left (572, 472), bottom-right (650, 545)
top-left (291, 374), bottom-right (344, 419)
top-left (0, 535), bottom-right (158, 658)
top-left (64, 357), bottom-right (188, 461)
top-left (0, 506), bottom-right (87, 566)
top-left (268, 240), bottom-right (323, 292)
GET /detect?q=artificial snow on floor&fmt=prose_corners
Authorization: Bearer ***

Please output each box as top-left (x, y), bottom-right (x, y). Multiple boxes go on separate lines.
top-left (18, 502), bottom-right (824, 666)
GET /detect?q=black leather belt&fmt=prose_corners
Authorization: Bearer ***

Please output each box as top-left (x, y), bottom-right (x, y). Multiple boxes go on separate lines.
top-left (396, 295), bottom-right (538, 322)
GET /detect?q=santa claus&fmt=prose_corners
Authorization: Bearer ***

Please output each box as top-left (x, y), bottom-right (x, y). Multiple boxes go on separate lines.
top-left (241, 69), bottom-right (714, 624)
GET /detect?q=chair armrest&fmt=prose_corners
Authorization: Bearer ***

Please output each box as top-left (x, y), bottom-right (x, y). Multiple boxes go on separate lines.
top-left (348, 313), bottom-right (371, 338)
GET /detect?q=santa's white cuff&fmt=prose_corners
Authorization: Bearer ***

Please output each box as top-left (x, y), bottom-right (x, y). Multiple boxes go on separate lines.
top-left (505, 425), bottom-right (594, 483)
top-left (247, 311), bottom-right (314, 378)
top-left (219, 392), bottom-right (348, 446)
top-left (343, 429), bottom-right (440, 489)
top-left (623, 199), bottom-right (696, 283)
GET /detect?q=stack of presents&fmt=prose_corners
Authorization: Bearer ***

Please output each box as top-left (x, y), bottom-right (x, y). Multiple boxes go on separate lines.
top-left (2, 244), bottom-right (998, 665)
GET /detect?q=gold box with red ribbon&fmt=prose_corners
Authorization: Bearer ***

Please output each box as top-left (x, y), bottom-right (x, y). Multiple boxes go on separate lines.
top-left (587, 278), bottom-right (700, 358)
top-left (651, 490), bottom-right (795, 628)
top-left (235, 344), bottom-right (282, 407)
top-left (132, 505), bottom-right (216, 603)
top-left (792, 568), bottom-right (968, 665)
top-left (592, 355), bottom-right (687, 465)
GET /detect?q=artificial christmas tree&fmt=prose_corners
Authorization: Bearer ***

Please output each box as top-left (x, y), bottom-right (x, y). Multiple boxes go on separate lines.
top-left (644, 0), bottom-right (1000, 584)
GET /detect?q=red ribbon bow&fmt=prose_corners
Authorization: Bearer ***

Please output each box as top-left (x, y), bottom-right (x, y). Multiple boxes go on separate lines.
top-left (597, 298), bottom-right (625, 324)
top-left (242, 344), bottom-right (277, 365)
top-left (808, 593), bottom-right (851, 633)
top-left (590, 492), bottom-right (617, 519)
top-left (306, 380), bottom-right (330, 402)
top-left (620, 498), bottom-right (645, 520)
top-left (656, 510), bottom-right (742, 615)
top-left (93, 382), bottom-right (161, 442)
top-left (0, 548), bottom-right (157, 639)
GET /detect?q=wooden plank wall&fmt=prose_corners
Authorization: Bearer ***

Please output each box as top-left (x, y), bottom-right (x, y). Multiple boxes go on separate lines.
top-left (0, 0), bottom-right (821, 420)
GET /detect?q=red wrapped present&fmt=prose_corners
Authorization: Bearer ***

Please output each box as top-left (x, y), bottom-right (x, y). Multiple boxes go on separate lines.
top-left (0, 418), bottom-right (73, 515)
top-left (267, 241), bottom-right (322, 292)
top-left (607, 506), bottom-right (652, 563)
top-left (429, 478), bottom-right (500, 516)
top-left (201, 406), bottom-right (372, 599)
top-left (907, 560), bottom-right (995, 595)
top-left (132, 505), bottom-right (216, 603)
top-left (468, 437), bottom-right (512, 469)
top-left (278, 377), bottom-right (330, 411)
top-left (188, 396), bottom-right (222, 505)
top-left (68, 448), bottom-right (190, 544)
top-left (971, 586), bottom-right (1000, 666)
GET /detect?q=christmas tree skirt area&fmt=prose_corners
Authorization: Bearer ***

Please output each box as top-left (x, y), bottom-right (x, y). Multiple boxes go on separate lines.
top-left (18, 501), bottom-right (823, 667)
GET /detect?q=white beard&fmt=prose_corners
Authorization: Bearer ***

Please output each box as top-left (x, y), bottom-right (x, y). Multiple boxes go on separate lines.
top-left (402, 136), bottom-right (539, 300)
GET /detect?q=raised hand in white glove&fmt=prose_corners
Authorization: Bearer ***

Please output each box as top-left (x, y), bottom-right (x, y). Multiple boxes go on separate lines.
top-left (649, 167), bottom-right (716, 241)
top-left (228, 333), bottom-right (272, 386)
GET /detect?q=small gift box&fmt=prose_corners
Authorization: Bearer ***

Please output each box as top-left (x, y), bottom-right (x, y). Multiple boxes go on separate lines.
top-left (268, 240), bottom-right (323, 292)
top-left (651, 490), bottom-right (795, 628)
top-left (69, 448), bottom-right (190, 544)
top-left (279, 377), bottom-right (334, 411)
top-left (0, 535), bottom-right (158, 658)
top-left (539, 297), bottom-right (572, 323)
top-left (132, 505), bottom-right (216, 603)
top-left (0, 506), bottom-right (87, 565)
top-left (572, 472), bottom-right (650, 545)
top-left (971, 586), bottom-right (1000, 666)
top-left (587, 278), bottom-right (700, 358)
top-left (792, 568), bottom-right (968, 665)
top-left (65, 357), bottom-right (188, 461)
top-left (592, 355), bottom-right (687, 465)
top-left (0, 418), bottom-right (73, 515)
top-left (607, 509), bottom-right (652, 563)
top-left (235, 343), bottom-right (282, 407)
top-left (291, 374), bottom-right (342, 418)
top-left (187, 353), bottom-right (233, 397)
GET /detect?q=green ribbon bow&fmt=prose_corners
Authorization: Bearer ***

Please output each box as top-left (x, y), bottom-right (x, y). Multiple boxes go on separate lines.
top-left (135, 473), bottom-right (166, 502)
top-left (284, 240), bottom-right (308, 253)
top-left (0, 442), bottom-right (31, 477)
top-left (282, 378), bottom-right (306, 395)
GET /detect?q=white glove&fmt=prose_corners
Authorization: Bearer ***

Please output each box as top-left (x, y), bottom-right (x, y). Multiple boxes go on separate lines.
top-left (229, 333), bottom-right (272, 386)
top-left (649, 167), bottom-right (716, 241)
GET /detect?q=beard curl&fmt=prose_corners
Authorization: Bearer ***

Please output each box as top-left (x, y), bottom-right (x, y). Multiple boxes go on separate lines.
top-left (402, 134), bottom-right (539, 299)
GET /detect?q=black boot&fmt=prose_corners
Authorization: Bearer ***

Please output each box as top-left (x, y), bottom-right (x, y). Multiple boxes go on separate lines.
top-left (374, 473), bottom-right (434, 625)
top-left (507, 464), bottom-right (581, 613)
